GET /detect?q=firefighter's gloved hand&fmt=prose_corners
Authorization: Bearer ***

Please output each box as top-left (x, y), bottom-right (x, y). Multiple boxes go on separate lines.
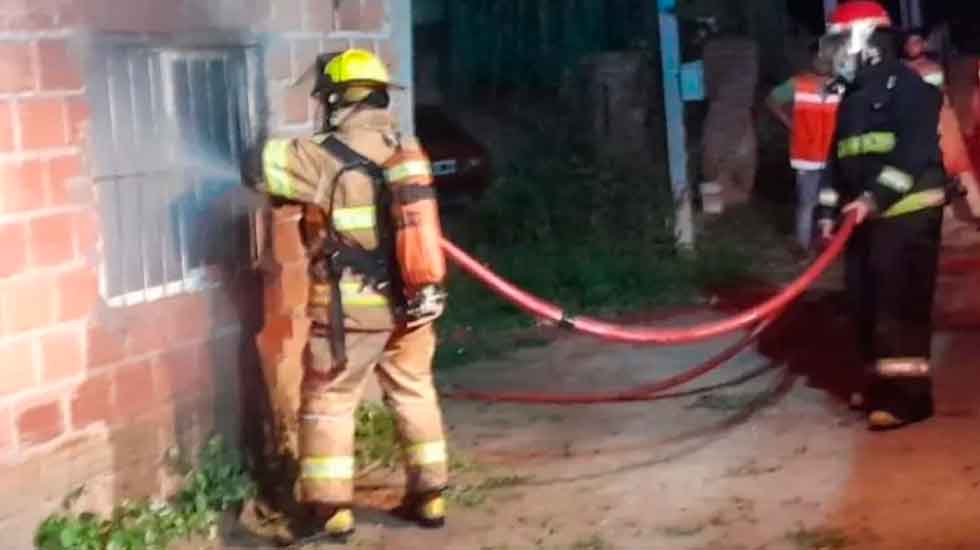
top-left (842, 193), bottom-right (877, 225)
top-left (405, 285), bottom-right (447, 320)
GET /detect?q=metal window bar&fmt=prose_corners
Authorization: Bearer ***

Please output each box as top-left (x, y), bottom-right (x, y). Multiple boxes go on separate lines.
top-left (90, 43), bottom-right (260, 307)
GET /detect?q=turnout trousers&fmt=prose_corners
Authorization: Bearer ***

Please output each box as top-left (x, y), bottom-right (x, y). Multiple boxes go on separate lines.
top-left (298, 322), bottom-right (448, 506)
top-left (845, 207), bottom-right (943, 421)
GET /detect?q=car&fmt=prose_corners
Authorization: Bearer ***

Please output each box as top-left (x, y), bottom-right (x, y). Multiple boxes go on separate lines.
top-left (414, 104), bottom-right (492, 205)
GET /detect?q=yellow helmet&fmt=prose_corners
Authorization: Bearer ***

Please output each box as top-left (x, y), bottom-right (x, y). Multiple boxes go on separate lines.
top-left (324, 48), bottom-right (392, 87)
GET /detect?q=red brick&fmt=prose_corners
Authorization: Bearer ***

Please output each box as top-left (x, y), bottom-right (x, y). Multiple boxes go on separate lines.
top-left (270, 0), bottom-right (302, 31)
top-left (292, 39), bottom-right (320, 84)
top-left (0, 101), bottom-right (14, 152)
top-left (86, 324), bottom-right (125, 368)
top-left (140, 1), bottom-right (186, 33)
top-left (70, 372), bottom-right (114, 429)
top-left (320, 38), bottom-right (351, 57)
top-left (352, 38), bottom-right (375, 53)
top-left (73, 207), bottom-right (100, 254)
top-left (0, 6), bottom-right (57, 30)
top-left (0, 42), bottom-right (36, 94)
top-left (336, 0), bottom-right (362, 31)
top-left (219, 0), bottom-right (269, 28)
top-left (281, 85), bottom-right (312, 125)
top-left (265, 39), bottom-right (292, 81)
top-left (2, 276), bottom-right (56, 333)
top-left (66, 97), bottom-right (89, 147)
top-left (0, 338), bottom-right (36, 397)
top-left (56, 266), bottom-right (99, 322)
top-left (47, 155), bottom-right (84, 207)
top-left (0, 223), bottom-right (28, 279)
top-left (29, 212), bottom-right (76, 267)
top-left (125, 317), bottom-right (170, 357)
top-left (37, 39), bottom-right (82, 91)
top-left (361, 0), bottom-right (386, 31)
top-left (17, 99), bottom-right (67, 150)
top-left (57, 0), bottom-right (85, 28)
top-left (0, 406), bottom-right (12, 452)
top-left (304, 0), bottom-right (335, 32)
top-left (273, 262), bottom-right (309, 313)
top-left (0, 161), bottom-right (47, 214)
top-left (16, 399), bottom-right (64, 446)
top-left (170, 295), bottom-right (211, 344)
top-left (378, 40), bottom-right (398, 73)
top-left (272, 210), bottom-right (307, 262)
top-left (195, 342), bottom-right (215, 396)
top-left (155, 346), bottom-right (198, 400)
top-left (40, 326), bottom-right (84, 383)
top-left (114, 361), bottom-right (154, 419)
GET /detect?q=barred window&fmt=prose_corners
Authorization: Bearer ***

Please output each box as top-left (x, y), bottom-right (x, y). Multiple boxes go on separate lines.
top-left (88, 39), bottom-right (262, 307)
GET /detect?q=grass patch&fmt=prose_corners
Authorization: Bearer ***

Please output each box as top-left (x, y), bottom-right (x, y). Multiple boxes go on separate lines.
top-left (786, 526), bottom-right (851, 550)
top-left (661, 524), bottom-right (705, 537)
top-left (445, 475), bottom-right (533, 508)
top-left (569, 534), bottom-right (615, 550)
top-left (354, 403), bottom-right (485, 476)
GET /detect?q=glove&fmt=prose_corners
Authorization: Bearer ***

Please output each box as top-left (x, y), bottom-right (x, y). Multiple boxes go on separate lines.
top-left (404, 284), bottom-right (447, 321)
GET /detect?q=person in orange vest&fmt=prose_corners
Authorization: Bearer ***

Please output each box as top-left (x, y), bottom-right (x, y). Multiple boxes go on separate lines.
top-left (767, 46), bottom-right (841, 254)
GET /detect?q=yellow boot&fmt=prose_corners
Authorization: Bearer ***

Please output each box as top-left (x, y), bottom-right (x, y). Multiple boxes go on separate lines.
top-left (393, 492), bottom-right (446, 529)
top-left (416, 494), bottom-right (446, 529)
top-left (322, 507), bottom-right (355, 542)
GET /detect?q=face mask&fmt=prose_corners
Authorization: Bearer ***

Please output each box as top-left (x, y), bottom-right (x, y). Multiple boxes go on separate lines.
top-left (833, 49), bottom-right (859, 82)
top-left (820, 33), bottom-right (856, 82)
top-left (820, 21), bottom-right (880, 84)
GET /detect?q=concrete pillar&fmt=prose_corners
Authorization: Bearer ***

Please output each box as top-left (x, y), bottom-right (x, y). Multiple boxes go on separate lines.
top-left (391, 0), bottom-right (415, 135)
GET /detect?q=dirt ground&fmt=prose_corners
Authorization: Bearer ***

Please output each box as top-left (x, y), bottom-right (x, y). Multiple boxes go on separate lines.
top-left (212, 269), bottom-right (980, 550)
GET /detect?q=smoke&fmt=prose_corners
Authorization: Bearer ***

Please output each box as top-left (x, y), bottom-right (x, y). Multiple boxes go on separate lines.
top-left (180, 149), bottom-right (242, 182)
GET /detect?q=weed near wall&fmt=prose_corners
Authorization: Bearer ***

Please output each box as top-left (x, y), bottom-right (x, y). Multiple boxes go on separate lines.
top-left (35, 437), bottom-right (255, 550)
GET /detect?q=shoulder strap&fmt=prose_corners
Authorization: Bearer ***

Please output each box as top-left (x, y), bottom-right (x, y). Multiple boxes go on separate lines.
top-left (319, 135), bottom-right (385, 183)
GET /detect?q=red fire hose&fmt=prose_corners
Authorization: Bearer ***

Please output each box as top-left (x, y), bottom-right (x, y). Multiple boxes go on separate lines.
top-left (437, 214), bottom-right (858, 404)
top-left (440, 214), bottom-right (858, 345)
top-left (442, 317), bottom-right (774, 404)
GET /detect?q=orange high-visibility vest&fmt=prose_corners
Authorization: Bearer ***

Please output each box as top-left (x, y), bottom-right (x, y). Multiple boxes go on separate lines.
top-left (791, 74), bottom-right (841, 171)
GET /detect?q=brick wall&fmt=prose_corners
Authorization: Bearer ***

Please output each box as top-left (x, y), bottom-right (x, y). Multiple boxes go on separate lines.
top-left (0, 0), bottom-right (406, 545)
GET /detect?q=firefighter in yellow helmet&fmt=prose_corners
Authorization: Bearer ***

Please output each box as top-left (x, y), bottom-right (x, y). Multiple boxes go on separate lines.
top-left (244, 48), bottom-right (450, 541)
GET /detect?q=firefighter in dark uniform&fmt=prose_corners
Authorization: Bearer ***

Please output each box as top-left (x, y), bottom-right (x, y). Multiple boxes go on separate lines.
top-left (817, 2), bottom-right (950, 430)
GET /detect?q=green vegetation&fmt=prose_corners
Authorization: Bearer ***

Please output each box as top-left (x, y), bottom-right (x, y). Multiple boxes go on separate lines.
top-left (35, 436), bottom-right (254, 550)
top-left (569, 534), bottom-right (615, 550)
top-left (354, 401), bottom-right (401, 473)
top-left (786, 526), bottom-right (851, 550)
top-left (445, 475), bottom-right (533, 508)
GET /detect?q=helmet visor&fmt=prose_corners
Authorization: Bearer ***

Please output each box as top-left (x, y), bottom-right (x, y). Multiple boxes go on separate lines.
top-left (820, 31), bottom-right (858, 81)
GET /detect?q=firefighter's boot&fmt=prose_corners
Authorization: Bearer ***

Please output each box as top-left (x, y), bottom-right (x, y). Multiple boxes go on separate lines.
top-left (393, 491), bottom-right (447, 529)
top-left (319, 506), bottom-right (355, 542)
top-left (866, 364), bottom-right (934, 431)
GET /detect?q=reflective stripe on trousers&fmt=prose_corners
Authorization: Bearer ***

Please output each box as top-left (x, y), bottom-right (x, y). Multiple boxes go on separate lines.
top-left (301, 456), bottom-right (356, 480)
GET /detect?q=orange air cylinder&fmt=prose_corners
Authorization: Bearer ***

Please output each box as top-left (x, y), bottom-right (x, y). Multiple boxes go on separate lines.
top-left (383, 139), bottom-right (447, 291)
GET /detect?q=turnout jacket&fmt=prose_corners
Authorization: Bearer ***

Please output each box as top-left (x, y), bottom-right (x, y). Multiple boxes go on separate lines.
top-left (818, 60), bottom-right (947, 222)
